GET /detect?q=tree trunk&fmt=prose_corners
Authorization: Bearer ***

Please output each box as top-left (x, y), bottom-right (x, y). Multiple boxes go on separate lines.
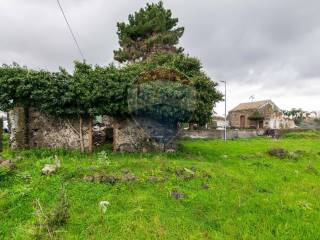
top-left (88, 116), bottom-right (93, 153)
top-left (79, 115), bottom-right (84, 153)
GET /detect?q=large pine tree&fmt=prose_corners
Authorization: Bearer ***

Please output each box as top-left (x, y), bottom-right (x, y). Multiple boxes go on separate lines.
top-left (114, 1), bottom-right (184, 63)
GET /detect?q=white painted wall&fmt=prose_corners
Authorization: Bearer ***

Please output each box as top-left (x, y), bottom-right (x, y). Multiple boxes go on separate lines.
top-left (0, 111), bottom-right (8, 131)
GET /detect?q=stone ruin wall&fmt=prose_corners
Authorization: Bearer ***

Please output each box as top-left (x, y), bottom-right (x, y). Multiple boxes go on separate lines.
top-left (28, 108), bottom-right (91, 150)
top-left (8, 107), bottom-right (28, 149)
top-left (112, 116), bottom-right (178, 153)
top-left (8, 107), bottom-right (91, 151)
top-left (113, 116), bottom-right (163, 153)
top-left (7, 107), bottom-right (179, 153)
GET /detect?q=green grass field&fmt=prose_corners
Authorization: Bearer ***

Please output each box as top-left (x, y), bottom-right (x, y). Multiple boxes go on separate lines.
top-left (1, 133), bottom-right (320, 239)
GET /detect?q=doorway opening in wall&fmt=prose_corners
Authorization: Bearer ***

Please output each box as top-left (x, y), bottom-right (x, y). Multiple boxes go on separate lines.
top-left (258, 120), bottom-right (264, 129)
top-left (93, 116), bottom-right (113, 147)
top-left (240, 115), bottom-right (245, 128)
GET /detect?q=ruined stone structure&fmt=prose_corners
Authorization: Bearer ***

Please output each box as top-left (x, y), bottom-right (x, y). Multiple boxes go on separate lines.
top-left (93, 116), bottom-right (113, 147)
top-left (113, 116), bottom-right (177, 153)
top-left (8, 107), bottom-right (91, 151)
top-left (8, 107), bottom-right (29, 149)
top-left (228, 100), bottom-right (295, 130)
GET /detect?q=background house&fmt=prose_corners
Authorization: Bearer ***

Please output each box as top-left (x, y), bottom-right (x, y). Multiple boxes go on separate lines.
top-left (228, 100), bottom-right (295, 129)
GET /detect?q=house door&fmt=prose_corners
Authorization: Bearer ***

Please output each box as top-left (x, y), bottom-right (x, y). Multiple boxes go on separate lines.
top-left (240, 115), bottom-right (245, 128)
top-left (258, 121), bottom-right (264, 129)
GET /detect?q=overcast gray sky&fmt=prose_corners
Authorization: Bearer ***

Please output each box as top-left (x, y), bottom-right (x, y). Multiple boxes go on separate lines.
top-left (0, 0), bottom-right (319, 115)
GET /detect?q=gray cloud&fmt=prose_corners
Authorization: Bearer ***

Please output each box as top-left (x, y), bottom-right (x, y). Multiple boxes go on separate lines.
top-left (0, 0), bottom-right (319, 113)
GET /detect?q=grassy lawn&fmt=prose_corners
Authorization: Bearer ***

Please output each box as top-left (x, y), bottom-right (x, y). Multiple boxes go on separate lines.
top-left (1, 133), bottom-right (320, 239)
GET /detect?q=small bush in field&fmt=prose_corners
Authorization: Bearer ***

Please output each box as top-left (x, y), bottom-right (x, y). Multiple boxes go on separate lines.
top-left (33, 186), bottom-right (69, 238)
top-left (268, 148), bottom-right (288, 159)
top-left (47, 187), bottom-right (69, 228)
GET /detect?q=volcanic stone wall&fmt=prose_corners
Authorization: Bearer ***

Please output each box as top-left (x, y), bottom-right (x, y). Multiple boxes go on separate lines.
top-left (8, 107), bottom-right (91, 151)
top-left (113, 116), bottom-right (177, 153)
top-left (28, 108), bottom-right (91, 150)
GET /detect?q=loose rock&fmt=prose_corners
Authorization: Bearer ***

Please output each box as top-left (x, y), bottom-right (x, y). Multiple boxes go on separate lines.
top-left (0, 160), bottom-right (16, 170)
top-left (41, 156), bottom-right (61, 175)
top-left (202, 183), bottom-right (209, 189)
top-left (83, 174), bottom-right (119, 184)
top-left (83, 175), bottom-right (95, 182)
top-left (122, 172), bottom-right (137, 182)
top-left (171, 189), bottom-right (185, 199)
top-left (268, 148), bottom-right (288, 159)
top-left (148, 176), bottom-right (166, 183)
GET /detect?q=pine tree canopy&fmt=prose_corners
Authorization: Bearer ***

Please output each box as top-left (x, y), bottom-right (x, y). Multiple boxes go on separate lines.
top-left (114, 1), bottom-right (184, 63)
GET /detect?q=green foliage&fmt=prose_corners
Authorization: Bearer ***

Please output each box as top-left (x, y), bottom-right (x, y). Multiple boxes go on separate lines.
top-left (0, 63), bottom-right (49, 111)
top-left (248, 111), bottom-right (265, 121)
top-left (33, 187), bottom-right (69, 239)
top-left (0, 166), bottom-right (11, 179)
top-left (0, 62), bottom-right (129, 118)
top-left (282, 108), bottom-right (306, 125)
top-left (128, 80), bottom-right (196, 123)
top-left (191, 74), bottom-right (223, 125)
top-left (114, 1), bottom-right (184, 63)
top-left (124, 53), bottom-right (223, 125)
top-left (47, 187), bottom-right (69, 228)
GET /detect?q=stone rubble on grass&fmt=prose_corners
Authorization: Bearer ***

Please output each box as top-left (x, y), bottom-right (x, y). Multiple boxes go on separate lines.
top-left (147, 176), bottom-right (166, 183)
top-left (83, 175), bottom-right (95, 182)
top-left (0, 159), bottom-right (16, 170)
top-left (268, 148), bottom-right (305, 160)
top-left (122, 172), bottom-right (138, 182)
top-left (171, 189), bottom-right (185, 199)
top-left (165, 148), bottom-right (176, 153)
top-left (175, 167), bottom-right (195, 180)
top-left (41, 156), bottom-right (61, 175)
top-left (202, 171), bottom-right (212, 178)
top-left (268, 148), bottom-right (288, 159)
top-left (83, 174), bottom-right (119, 184)
top-left (202, 183), bottom-right (209, 189)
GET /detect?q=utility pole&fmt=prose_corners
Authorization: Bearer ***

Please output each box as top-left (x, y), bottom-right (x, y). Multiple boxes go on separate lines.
top-left (220, 80), bottom-right (227, 141)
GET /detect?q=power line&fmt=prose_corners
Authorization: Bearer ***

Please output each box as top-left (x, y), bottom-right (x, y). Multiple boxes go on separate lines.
top-left (56, 0), bottom-right (85, 61)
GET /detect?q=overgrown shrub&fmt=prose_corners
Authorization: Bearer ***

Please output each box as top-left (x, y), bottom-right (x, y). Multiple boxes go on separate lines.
top-left (0, 166), bottom-right (11, 179)
top-left (33, 186), bottom-right (69, 239)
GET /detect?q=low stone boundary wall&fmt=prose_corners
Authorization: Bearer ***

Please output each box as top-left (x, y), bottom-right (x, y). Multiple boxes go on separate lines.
top-left (177, 129), bottom-right (264, 140)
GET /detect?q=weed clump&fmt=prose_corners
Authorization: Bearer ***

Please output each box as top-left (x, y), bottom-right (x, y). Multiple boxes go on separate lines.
top-left (33, 186), bottom-right (69, 239)
top-left (171, 188), bottom-right (186, 199)
top-left (268, 148), bottom-right (288, 159)
top-left (268, 148), bottom-right (305, 160)
top-left (306, 163), bottom-right (320, 176)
